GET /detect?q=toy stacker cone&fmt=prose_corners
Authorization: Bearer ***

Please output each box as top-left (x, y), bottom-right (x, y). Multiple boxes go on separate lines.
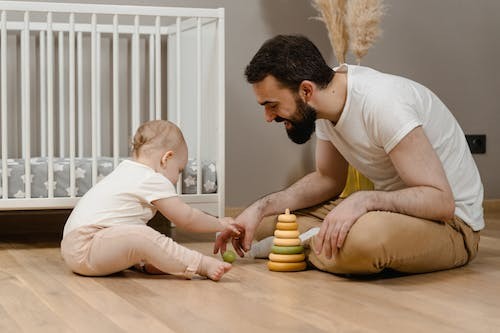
top-left (267, 209), bottom-right (307, 272)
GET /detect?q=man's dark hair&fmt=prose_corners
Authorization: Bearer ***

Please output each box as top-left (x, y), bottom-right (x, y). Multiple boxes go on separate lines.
top-left (244, 35), bottom-right (334, 91)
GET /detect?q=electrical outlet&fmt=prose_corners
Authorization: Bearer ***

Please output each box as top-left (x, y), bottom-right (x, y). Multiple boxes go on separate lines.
top-left (465, 134), bottom-right (486, 154)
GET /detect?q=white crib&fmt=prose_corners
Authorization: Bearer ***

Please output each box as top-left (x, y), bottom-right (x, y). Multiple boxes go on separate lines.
top-left (0, 1), bottom-right (225, 217)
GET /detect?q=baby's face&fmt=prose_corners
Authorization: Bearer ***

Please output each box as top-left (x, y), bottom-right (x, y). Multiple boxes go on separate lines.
top-left (162, 143), bottom-right (188, 185)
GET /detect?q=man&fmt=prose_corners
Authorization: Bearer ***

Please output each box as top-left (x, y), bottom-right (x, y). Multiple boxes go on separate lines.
top-left (216, 35), bottom-right (483, 275)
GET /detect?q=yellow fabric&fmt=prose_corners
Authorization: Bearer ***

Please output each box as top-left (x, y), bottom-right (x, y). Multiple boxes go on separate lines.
top-left (339, 165), bottom-right (374, 198)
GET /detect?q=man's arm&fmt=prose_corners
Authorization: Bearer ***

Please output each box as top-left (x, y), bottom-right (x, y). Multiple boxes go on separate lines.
top-left (235, 139), bottom-right (348, 252)
top-left (314, 126), bottom-right (455, 258)
top-left (368, 125), bottom-right (455, 220)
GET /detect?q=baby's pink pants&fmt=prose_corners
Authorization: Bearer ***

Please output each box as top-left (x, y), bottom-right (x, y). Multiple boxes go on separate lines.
top-left (61, 224), bottom-right (203, 278)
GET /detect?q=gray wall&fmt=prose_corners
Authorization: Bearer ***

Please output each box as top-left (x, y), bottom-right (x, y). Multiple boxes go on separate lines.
top-left (365, 0), bottom-right (500, 202)
top-left (223, 0), bottom-right (500, 205)
top-left (23, 0), bottom-right (500, 206)
top-left (138, 0), bottom-right (332, 206)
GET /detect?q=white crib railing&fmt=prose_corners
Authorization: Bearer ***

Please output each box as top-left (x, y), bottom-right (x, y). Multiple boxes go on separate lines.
top-left (0, 1), bottom-right (225, 217)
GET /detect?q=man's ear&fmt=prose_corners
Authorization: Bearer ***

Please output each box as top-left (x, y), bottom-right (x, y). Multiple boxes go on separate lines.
top-left (299, 80), bottom-right (314, 102)
top-left (161, 151), bottom-right (174, 166)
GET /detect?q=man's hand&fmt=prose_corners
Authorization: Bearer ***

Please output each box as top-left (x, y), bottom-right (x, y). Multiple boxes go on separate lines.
top-left (314, 191), bottom-right (370, 258)
top-left (234, 205), bottom-right (264, 253)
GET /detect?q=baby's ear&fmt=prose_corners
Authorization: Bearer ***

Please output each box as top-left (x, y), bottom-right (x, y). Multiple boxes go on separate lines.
top-left (161, 150), bottom-right (174, 165)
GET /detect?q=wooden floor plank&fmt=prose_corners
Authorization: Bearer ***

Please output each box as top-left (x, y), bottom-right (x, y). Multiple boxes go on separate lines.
top-left (0, 299), bottom-right (24, 333)
top-left (0, 253), bottom-right (74, 332)
top-left (231, 261), bottom-right (461, 333)
top-left (3, 246), bottom-right (125, 333)
top-left (11, 245), bottom-right (177, 333)
top-left (0, 209), bottom-right (498, 332)
top-left (96, 272), bottom-right (331, 333)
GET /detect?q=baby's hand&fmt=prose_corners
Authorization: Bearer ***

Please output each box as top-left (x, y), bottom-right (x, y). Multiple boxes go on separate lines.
top-left (219, 217), bottom-right (239, 235)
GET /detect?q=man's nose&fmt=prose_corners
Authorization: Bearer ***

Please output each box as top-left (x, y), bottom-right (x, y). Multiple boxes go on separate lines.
top-left (264, 109), bottom-right (276, 122)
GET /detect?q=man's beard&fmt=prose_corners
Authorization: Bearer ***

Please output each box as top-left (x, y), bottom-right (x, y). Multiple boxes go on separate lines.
top-left (280, 97), bottom-right (317, 144)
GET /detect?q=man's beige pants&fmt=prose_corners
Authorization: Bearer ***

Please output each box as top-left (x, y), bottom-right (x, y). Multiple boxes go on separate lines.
top-left (255, 199), bottom-right (480, 275)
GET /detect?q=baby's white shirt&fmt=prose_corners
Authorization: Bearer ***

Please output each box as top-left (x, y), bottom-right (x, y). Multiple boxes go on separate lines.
top-left (63, 160), bottom-right (177, 237)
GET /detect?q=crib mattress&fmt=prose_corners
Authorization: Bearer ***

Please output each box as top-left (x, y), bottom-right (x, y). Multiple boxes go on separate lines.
top-left (0, 157), bottom-right (217, 199)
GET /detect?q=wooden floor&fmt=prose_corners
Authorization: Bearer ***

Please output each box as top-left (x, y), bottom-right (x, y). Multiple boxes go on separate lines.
top-left (1, 208), bottom-right (499, 333)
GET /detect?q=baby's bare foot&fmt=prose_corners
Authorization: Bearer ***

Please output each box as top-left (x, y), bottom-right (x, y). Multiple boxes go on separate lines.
top-left (197, 256), bottom-right (232, 281)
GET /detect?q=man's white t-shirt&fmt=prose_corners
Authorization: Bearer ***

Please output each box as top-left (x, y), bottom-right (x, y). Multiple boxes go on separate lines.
top-left (316, 65), bottom-right (484, 231)
top-left (63, 160), bottom-right (177, 237)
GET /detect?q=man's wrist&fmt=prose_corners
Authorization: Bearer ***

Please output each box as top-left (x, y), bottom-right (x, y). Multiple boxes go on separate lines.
top-left (360, 190), bottom-right (379, 212)
top-left (254, 196), bottom-right (273, 219)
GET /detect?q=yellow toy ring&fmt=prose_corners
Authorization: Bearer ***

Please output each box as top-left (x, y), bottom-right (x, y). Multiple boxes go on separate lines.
top-left (274, 230), bottom-right (300, 238)
top-left (273, 237), bottom-right (301, 246)
top-left (276, 222), bottom-right (299, 230)
top-left (268, 253), bottom-right (305, 263)
top-left (277, 208), bottom-right (296, 222)
top-left (267, 261), bottom-right (307, 272)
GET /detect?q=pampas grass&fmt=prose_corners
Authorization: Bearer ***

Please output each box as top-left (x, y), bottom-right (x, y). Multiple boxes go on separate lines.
top-left (346, 0), bottom-right (385, 64)
top-left (312, 0), bottom-right (349, 64)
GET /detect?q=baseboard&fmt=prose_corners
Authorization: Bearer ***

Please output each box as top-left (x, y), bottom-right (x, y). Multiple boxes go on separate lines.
top-left (484, 199), bottom-right (500, 214)
top-left (225, 207), bottom-right (245, 218)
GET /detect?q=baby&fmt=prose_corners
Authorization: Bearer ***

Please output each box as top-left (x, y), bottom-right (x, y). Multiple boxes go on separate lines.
top-left (61, 120), bottom-right (238, 281)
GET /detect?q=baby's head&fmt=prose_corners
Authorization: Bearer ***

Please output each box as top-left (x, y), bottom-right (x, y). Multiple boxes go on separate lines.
top-left (132, 120), bottom-right (187, 184)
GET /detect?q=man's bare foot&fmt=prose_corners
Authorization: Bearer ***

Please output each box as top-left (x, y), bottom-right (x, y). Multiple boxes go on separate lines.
top-left (299, 227), bottom-right (320, 248)
top-left (248, 236), bottom-right (274, 258)
top-left (247, 227), bottom-right (321, 259)
top-left (197, 256), bottom-right (232, 281)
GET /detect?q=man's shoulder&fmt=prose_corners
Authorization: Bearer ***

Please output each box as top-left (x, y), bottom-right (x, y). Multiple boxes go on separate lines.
top-left (351, 68), bottom-right (414, 106)
top-left (315, 118), bottom-right (337, 128)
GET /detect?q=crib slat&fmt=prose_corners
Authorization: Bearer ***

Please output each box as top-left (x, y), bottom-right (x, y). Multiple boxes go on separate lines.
top-left (91, 13), bottom-right (97, 185)
top-left (23, 11), bottom-right (31, 198)
top-left (217, 12), bottom-right (225, 217)
top-left (112, 14), bottom-right (119, 168)
top-left (39, 31), bottom-right (46, 157)
top-left (175, 16), bottom-right (181, 128)
top-left (58, 30), bottom-right (65, 157)
top-left (196, 17), bottom-right (202, 195)
top-left (96, 31), bottom-right (101, 157)
top-left (69, 13), bottom-right (76, 197)
top-left (77, 31), bottom-right (83, 158)
top-left (176, 16), bottom-right (181, 194)
top-left (1, 10), bottom-right (8, 199)
top-left (131, 15), bottom-right (140, 136)
top-left (149, 34), bottom-right (154, 121)
top-left (155, 16), bottom-right (161, 120)
top-left (20, 17), bottom-right (25, 158)
top-left (47, 12), bottom-right (54, 198)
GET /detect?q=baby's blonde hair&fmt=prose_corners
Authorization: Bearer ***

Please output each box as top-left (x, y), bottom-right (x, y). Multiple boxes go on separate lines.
top-left (131, 120), bottom-right (185, 157)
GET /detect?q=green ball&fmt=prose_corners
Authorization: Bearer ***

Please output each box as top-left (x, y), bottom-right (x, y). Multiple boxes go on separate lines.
top-left (222, 250), bottom-right (236, 263)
